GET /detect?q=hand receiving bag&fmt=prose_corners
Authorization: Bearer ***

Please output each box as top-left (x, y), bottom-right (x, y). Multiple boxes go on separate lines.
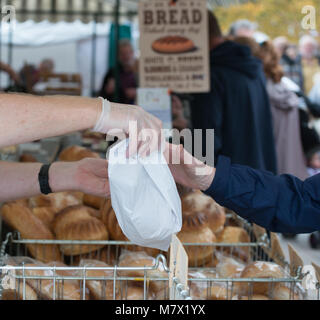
top-left (108, 139), bottom-right (182, 251)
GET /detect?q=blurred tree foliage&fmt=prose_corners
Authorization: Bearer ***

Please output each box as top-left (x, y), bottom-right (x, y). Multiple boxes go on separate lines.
top-left (214, 0), bottom-right (320, 43)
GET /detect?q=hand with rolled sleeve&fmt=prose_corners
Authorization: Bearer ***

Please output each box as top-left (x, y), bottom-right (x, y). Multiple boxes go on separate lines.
top-left (164, 144), bottom-right (320, 234)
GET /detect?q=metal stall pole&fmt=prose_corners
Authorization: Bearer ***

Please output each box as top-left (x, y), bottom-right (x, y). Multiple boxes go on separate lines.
top-left (7, 11), bottom-right (13, 87)
top-left (113, 0), bottom-right (120, 102)
top-left (90, 13), bottom-right (97, 97)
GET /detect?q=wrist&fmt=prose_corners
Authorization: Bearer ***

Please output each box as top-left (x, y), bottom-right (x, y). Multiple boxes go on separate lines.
top-left (199, 166), bottom-right (216, 191)
top-left (49, 162), bottom-right (78, 192)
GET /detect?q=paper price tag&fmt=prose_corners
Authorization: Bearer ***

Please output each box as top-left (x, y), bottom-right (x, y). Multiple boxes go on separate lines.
top-left (269, 232), bottom-right (287, 268)
top-left (288, 244), bottom-right (304, 277)
top-left (169, 234), bottom-right (188, 300)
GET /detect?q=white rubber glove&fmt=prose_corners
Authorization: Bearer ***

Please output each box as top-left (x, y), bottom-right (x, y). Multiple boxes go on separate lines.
top-left (93, 98), bottom-right (164, 157)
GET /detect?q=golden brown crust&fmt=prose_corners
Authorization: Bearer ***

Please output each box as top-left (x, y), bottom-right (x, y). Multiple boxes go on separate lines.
top-left (29, 192), bottom-right (82, 212)
top-left (83, 194), bottom-right (104, 210)
top-left (19, 154), bottom-right (37, 163)
top-left (32, 207), bottom-right (56, 231)
top-left (22, 263), bottom-right (81, 300)
top-left (181, 191), bottom-right (226, 233)
top-left (216, 226), bottom-right (251, 262)
top-left (239, 261), bottom-right (285, 296)
top-left (59, 145), bottom-right (100, 161)
top-left (79, 260), bottom-right (116, 300)
top-left (53, 205), bottom-right (108, 255)
top-left (177, 226), bottom-right (216, 267)
top-left (1, 284), bottom-right (38, 300)
top-left (1, 203), bottom-right (61, 263)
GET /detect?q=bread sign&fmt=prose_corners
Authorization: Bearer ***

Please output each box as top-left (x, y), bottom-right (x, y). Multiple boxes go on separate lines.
top-left (138, 0), bottom-right (210, 93)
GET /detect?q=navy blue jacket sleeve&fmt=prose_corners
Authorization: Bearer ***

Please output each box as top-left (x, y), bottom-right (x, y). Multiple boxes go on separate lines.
top-left (204, 156), bottom-right (320, 233)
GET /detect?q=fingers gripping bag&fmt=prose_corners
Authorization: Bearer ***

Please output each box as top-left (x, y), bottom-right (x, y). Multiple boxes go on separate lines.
top-left (108, 139), bottom-right (182, 251)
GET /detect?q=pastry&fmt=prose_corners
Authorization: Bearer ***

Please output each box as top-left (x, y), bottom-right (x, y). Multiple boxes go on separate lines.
top-left (239, 261), bottom-right (285, 296)
top-left (152, 36), bottom-right (195, 54)
top-left (178, 193), bottom-right (217, 266)
top-left (116, 285), bottom-right (150, 300)
top-left (118, 251), bottom-right (168, 294)
top-left (1, 203), bottom-right (61, 263)
top-left (83, 194), bottom-right (104, 210)
top-left (1, 283), bottom-right (38, 300)
top-left (32, 207), bottom-right (56, 231)
top-left (182, 190), bottom-right (226, 233)
top-left (70, 246), bottom-right (117, 266)
top-left (52, 205), bottom-right (108, 255)
top-left (201, 285), bottom-right (228, 300)
top-left (216, 226), bottom-right (251, 261)
top-left (270, 285), bottom-right (300, 300)
top-left (79, 260), bottom-right (117, 300)
top-left (59, 145), bottom-right (100, 161)
top-left (215, 256), bottom-right (245, 278)
top-left (22, 263), bottom-right (81, 300)
top-left (29, 191), bottom-right (82, 212)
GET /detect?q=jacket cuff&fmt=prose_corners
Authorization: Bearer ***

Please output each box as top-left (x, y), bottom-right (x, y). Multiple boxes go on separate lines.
top-left (204, 156), bottom-right (231, 201)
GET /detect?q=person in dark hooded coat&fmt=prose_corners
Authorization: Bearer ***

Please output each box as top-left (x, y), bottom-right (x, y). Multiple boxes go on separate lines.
top-left (190, 12), bottom-right (277, 174)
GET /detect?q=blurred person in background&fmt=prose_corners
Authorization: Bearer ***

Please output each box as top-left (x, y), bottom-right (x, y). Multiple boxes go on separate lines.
top-left (229, 19), bottom-right (257, 38)
top-left (190, 11), bottom-right (277, 173)
top-left (0, 61), bottom-right (21, 87)
top-left (99, 39), bottom-right (138, 104)
top-left (259, 41), bottom-right (308, 180)
top-left (299, 35), bottom-right (320, 95)
top-left (38, 58), bottom-right (55, 78)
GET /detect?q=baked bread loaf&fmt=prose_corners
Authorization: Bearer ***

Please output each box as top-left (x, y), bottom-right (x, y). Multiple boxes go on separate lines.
top-left (216, 226), bottom-right (251, 261)
top-left (52, 205), bottom-right (108, 255)
top-left (152, 36), bottom-right (195, 54)
top-left (79, 260), bottom-right (117, 300)
top-left (1, 203), bottom-right (61, 263)
top-left (70, 246), bottom-right (117, 266)
top-left (116, 285), bottom-right (150, 300)
top-left (59, 145), bottom-right (100, 161)
top-left (270, 285), bottom-right (300, 300)
top-left (182, 190), bottom-right (226, 233)
top-left (178, 192), bottom-right (217, 267)
top-left (19, 154), bottom-right (37, 162)
top-left (239, 261), bottom-right (285, 296)
top-left (32, 207), bottom-right (56, 231)
top-left (83, 194), bottom-right (104, 210)
top-left (22, 263), bottom-right (81, 300)
top-left (29, 192), bottom-right (82, 212)
top-left (201, 285), bottom-right (228, 300)
top-left (216, 256), bottom-right (245, 278)
top-left (1, 283), bottom-right (38, 300)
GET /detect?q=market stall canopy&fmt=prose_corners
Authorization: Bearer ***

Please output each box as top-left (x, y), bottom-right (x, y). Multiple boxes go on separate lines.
top-left (3, 0), bottom-right (254, 22)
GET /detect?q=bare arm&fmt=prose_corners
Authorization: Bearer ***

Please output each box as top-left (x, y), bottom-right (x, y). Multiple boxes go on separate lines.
top-left (0, 93), bottom-right (101, 148)
top-left (0, 158), bottom-right (109, 202)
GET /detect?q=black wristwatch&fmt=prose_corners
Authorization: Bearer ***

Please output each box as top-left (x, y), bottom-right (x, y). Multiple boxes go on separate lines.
top-left (38, 164), bottom-right (53, 195)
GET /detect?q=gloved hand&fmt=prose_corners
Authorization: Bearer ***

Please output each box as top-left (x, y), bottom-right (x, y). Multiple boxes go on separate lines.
top-left (164, 143), bottom-right (215, 191)
top-left (93, 98), bottom-right (163, 157)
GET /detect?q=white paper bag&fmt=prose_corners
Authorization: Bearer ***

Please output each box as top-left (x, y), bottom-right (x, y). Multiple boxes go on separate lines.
top-left (108, 139), bottom-right (182, 251)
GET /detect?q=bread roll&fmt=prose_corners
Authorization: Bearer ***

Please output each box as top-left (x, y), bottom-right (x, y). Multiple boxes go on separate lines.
top-left (1, 203), bottom-right (61, 263)
top-left (79, 260), bottom-right (116, 300)
top-left (29, 192), bottom-right (82, 212)
top-left (182, 190), bottom-right (226, 233)
top-left (239, 261), bottom-right (285, 296)
top-left (200, 285), bottom-right (228, 300)
top-left (1, 283), bottom-right (38, 300)
top-left (83, 194), bottom-right (104, 210)
top-left (216, 226), bottom-right (251, 261)
top-left (53, 205), bottom-right (108, 255)
top-left (59, 145), bottom-right (100, 161)
top-left (32, 207), bottom-right (56, 231)
top-left (22, 263), bottom-right (81, 300)
top-left (118, 251), bottom-right (168, 294)
top-left (270, 285), bottom-right (300, 300)
top-left (216, 256), bottom-right (245, 278)
top-left (19, 154), bottom-right (37, 163)
top-left (70, 246), bottom-right (117, 266)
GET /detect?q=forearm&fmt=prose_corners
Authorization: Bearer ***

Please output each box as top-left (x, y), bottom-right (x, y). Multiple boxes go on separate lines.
top-left (0, 161), bottom-right (77, 202)
top-left (204, 156), bottom-right (320, 234)
top-left (0, 93), bottom-right (101, 148)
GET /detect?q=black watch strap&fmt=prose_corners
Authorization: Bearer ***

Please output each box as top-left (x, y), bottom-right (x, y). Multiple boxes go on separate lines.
top-left (38, 164), bottom-right (53, 195)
